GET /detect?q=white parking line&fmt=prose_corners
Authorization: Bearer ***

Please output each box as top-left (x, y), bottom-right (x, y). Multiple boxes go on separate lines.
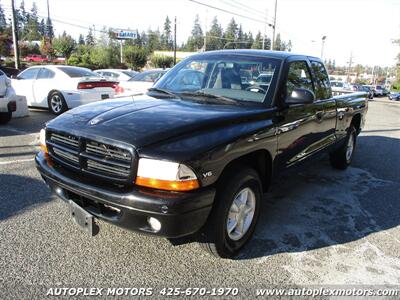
top-left (0, 158), bottom-right (34, 165)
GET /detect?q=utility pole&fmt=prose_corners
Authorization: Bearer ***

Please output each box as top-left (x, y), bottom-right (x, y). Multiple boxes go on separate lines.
top-left (46, 0), bottom-right (53, 50)
top-left (271, 0), bottom-right (277, 50)
top-left (46, 0), bottom-right (51, 23)
top-left (11, 0), bottom-right (20, 69)
top-left (173, 17), bottom-right (177, 65)
top-left (347, 52), bottom-right (353, 83)
top-left (321, 36), bottom-right (327, 59)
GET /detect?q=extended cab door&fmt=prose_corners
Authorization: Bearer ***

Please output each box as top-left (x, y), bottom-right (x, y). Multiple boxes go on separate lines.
top-left (309, 59), bottom-right (337, 149)
top-left (33, 68), bottom-right (56, 107)
top-left (274, 58), bottom-right (333, 169)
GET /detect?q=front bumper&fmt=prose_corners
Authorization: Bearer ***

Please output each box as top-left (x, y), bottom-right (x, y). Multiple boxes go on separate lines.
top-left (35, 152), bottom-right (215, 238)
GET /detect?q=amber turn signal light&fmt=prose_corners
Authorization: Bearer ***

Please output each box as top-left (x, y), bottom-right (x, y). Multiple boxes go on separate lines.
top-left (135, 176), bottom-right (199, 192)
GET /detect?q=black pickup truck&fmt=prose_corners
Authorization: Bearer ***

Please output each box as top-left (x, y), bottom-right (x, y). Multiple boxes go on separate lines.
top-left (36, 50), bottom-right (367, 258)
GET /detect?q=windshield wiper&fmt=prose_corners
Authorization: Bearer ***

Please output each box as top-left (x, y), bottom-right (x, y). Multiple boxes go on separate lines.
top-left (180, 91), bottom-right (241, 105)
top-left (148, 88), bottom-right (180, 98)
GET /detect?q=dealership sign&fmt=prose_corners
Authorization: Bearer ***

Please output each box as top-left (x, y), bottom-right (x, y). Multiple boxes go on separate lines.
top-left (114, 30), bottom-right (138, 40)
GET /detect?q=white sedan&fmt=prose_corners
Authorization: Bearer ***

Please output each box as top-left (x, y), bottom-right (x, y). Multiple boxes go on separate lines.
top-left (94, 69), bottom-right (138, 81)
top-left (12, 65), bottom-right (117, 115)
top-left (115, 69), bottom-right (168, 97)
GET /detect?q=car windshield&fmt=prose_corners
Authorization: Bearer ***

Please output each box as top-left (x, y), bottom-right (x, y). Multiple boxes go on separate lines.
top-left (153, 54), bottom-right (281, 104)
top-left (58, 66), bottom-right (100, 78)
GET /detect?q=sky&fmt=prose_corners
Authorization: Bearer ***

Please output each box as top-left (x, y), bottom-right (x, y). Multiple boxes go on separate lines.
top-left (3, 0), bottom-right (400, 67)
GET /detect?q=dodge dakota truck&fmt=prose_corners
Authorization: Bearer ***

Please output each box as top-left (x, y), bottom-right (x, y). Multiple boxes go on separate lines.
top-left (36, 50), bottom-right (367, 258)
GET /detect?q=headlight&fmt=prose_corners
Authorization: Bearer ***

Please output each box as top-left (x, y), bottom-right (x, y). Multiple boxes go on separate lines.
top-left (39, 129), bottom-right (48, 153)
top-left (135, 158), bottom-right (199, 191)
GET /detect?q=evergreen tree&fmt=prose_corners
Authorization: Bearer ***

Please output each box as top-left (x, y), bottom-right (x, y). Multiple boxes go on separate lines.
top-left (24, 3), bottom-right (41, 41)
top-left (236, 24), bottom-right (244, 49)
top-left (206, 16), bottom-right (223, 51)
top-left (274, 33), bottom-right (284, 51)
top-left (17, 0), bottom-right (27, 33)
top-left (286, 40), bottom-right (292, 52)
top-left (223, 18), bottom-right (238, 49)
top-left (187, 15), bottom-right (203, 51)
top-left (247, 32), bottom-right (254, 49)
top-left (85, 28), bottom-right (95, 46)
top-left (147, 28), bottom-right (161, 53)
top-left (0, 3), bottom-right (7, 30)
top-left (161, 16), bottom-right (172, 50)
top-left (251, 31), bottom-right (262, 49)
top-left (45, 18), bottom-right (54, 39)
top-left (39, 18), bottom-right (46, 36)
top-left (78, 34), bottom-right (85, 45)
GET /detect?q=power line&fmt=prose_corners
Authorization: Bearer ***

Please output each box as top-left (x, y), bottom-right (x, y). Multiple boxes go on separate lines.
top-left (217, 0), bottom-right (267, 20)
top-left (188, 0), bottom-right (274, 27)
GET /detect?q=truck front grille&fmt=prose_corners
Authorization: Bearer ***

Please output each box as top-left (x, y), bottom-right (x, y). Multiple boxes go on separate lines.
top-left (47, 131), bottom-right (135, 183)
top-left (86, 141), bottom-right (131, 162)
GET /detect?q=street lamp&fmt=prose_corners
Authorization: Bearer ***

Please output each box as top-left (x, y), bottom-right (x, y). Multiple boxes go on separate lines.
top-left (321, 36), bottom-right (327, 59)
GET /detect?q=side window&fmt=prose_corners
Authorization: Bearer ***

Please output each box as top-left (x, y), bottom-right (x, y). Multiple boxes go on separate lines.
top-left (286, 61), bottom-right (313, 96)
top-left (0, 70), bottom-right (4, 76)
top-left (18, 68), bottom-right (40, 80)
top-left (310, 61), bottom-right (331, 100)
top-left (37, 68), bottom-right (55, 79)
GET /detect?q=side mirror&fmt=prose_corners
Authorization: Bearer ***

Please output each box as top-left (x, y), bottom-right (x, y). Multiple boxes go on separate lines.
top-left (286, 88), bottom-right (315, 105)
top-left (11, 75), bottom-right (19, 79)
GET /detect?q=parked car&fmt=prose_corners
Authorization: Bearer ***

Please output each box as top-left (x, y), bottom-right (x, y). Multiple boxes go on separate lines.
top-left (388, 92), bottom-right (400, 101)
top-left (330, 80), bottom-right (352, 95)
top-left (12, 65), bottom-right (117, 115)
top-left (373, 85), bottom-right (385, 97)
top-left (0, 69), bottom-right (16, 124)
top-left (94, 69), bottom-right (138, 82)
top-left (382, 87), bottom-right (390, 96)
top-left (352, 84), bottom-right (373, 99)
top-left (52, 57), bottom-right (67, 63)
top-left (36, 50), bottom-right (368, 258)
top-left (24, 54), bottom-right (49, 63)
top-left (115, 69), bottom-right (168, 96)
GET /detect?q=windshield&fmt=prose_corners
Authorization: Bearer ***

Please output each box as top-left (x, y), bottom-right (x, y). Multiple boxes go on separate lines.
top-left (58, 66), bottom-right (100, 78)
top-left (154, 54), bottom-right (281, 104)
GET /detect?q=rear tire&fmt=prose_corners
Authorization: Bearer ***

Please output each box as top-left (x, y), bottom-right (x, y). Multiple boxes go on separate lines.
top-left (0, 111), bottom-right (12, 125)
top-left (198, 167), bottom-right (262, 258)
top-left (48, 91), bottom-right (68, 115)
top-left (329, 125), bottom-right (357, 170)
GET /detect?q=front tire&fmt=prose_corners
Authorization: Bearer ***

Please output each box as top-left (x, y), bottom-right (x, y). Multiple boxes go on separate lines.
top-left (0, 111), bottom-right (12, 125)
top-left (48, 92), bottom-right (68, 115)
top-left (198, 167), bottom-right (262, 258)
top-left (329, 125), bottom-right (357, 170)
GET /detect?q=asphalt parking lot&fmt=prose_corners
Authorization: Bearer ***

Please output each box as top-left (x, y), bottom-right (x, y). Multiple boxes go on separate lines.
top-left (0, 99), bottom-right (399, 298)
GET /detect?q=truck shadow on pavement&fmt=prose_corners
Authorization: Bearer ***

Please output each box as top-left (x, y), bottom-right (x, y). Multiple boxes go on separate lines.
top-left (0, 109), bottom-right (54, 138)
top-left (239, 135), bottom-right (400, 260)
top-left (0, 174), bottom-right (54, 221)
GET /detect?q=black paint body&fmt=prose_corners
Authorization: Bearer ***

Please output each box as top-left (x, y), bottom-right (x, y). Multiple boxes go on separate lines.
top-left (36, 50), bottom-right (368, 237)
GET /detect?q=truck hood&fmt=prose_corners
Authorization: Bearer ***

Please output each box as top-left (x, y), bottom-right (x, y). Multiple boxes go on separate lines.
top-left (47, 95), bottom-right (271, 148)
